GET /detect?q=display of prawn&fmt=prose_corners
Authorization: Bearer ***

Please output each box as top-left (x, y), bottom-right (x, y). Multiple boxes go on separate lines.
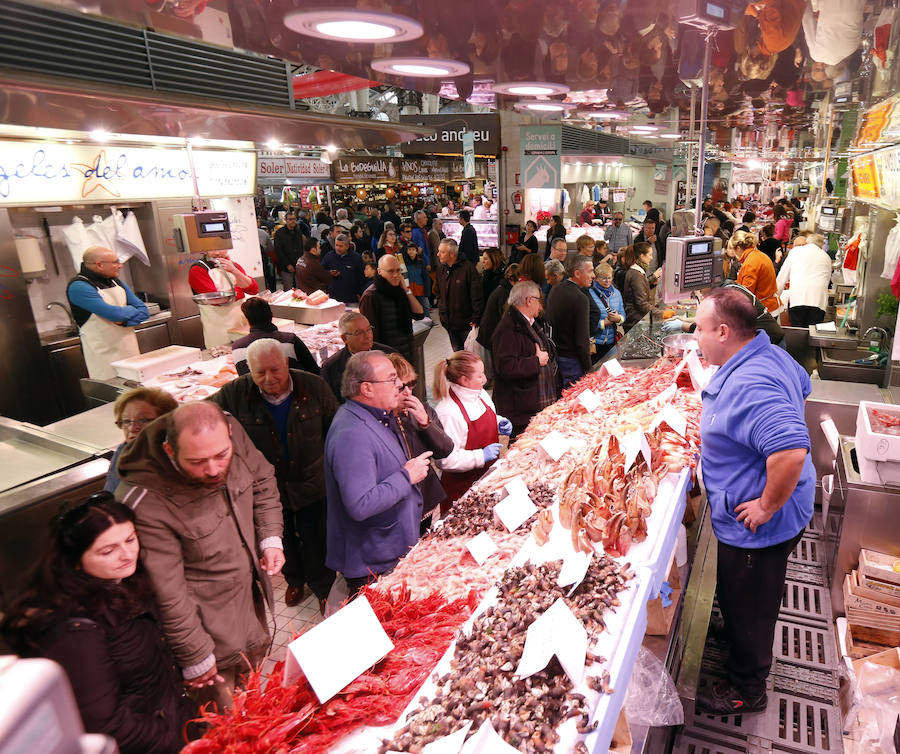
top-left (381, 558), bottom-right (633, 754)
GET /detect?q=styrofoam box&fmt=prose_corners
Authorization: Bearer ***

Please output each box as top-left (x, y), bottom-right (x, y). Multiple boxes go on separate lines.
top-left (855, 401), bottom-right (900, 485)
top-left (111, 345), bottom-right (202, 383)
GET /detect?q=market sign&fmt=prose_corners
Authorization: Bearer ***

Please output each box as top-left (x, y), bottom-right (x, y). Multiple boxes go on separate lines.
top-left (399, 158), bottom-right (451, 183)
top-left (854, 92), bottom-right (900, 149)
top-left (332, 156), bottom-right (399, 184)
top-left (257, 156), bottom-right (332, 182)
top-left (0, 141), bottom-right (256, 206)
top-left (850, 154), bottom-right (880, 201)
top-left (399, 113), bottom-right (500, 156)
top-left (521, 126), bottom-right (561, 190)
top-left (851, 146), bottom-right (900, 209)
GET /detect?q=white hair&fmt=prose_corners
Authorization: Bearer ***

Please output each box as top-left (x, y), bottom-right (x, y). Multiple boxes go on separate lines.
top-left (508, 280), bottom-right (540, 308)
top-left (246, 338), bottom-right (287, 368)
top-left (336, 208), bottom-right (349, 220)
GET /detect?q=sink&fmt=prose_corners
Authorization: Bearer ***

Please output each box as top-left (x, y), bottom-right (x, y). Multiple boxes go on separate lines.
top-left (817, 346), bottom-right (886, 385)
top-left (39, 326), bottom-right (79, 346)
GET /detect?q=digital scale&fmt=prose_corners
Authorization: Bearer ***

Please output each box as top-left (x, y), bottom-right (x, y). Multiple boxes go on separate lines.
top-left (172, 211), bottom-right (232, 254)
top-left (819, 205), bottom-right (843, 232)
top-left (659, 236), bottom-right (724, 303)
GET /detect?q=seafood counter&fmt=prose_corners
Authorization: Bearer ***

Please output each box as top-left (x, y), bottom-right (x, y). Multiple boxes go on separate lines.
top-left (188, 355), bottom-right (702, 754)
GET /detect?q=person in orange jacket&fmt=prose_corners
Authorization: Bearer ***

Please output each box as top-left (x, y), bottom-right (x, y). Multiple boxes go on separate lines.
top-left (735, 232), bottom-right (781, 313)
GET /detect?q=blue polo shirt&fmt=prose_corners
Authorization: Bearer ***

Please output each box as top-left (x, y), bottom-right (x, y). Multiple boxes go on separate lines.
top-left (700, 330), bottom-right (814, 548)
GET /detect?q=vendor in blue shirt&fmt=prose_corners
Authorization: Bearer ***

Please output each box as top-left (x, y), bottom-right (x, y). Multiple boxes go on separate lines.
top-left (694, 287), bottom-right (813, 717)
top-left (321, 232), bottom-right (366, 304)
top-left (66, 246), bottom-right (149, 380)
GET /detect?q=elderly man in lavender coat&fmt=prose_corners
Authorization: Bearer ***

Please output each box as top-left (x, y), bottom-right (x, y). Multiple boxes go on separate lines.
top-left (324, 351), bottom-right (433, 597)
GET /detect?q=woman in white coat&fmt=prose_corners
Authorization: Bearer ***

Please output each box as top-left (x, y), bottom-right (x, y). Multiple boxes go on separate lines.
top-left (776, 234), bottom-right (834, 327)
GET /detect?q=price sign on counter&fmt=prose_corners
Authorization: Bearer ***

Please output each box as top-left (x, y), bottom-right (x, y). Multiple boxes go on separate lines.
top-left (503, 476), bottom-right (530, 500)
top-left (494, 493), bottom-right (537, 532)
top-left (466, 531), bottom-right (498, 565)
top-left (622, 430), bottom-right (652, 472)
top-left (460, 720), bottom-right (520, 754)
top-left (558, 550), bottom-right (592, 594)
top-left (577, 388), bottom-right (601, 413)
top-left (539, 430), bottom-right (570, 461)
top-left (650, 404), bottom-right (688, 438)
top-left (515, 598), bottom-right (588, 685)
top-left (423, 721), bottom-right (473, 754)
top-left (602, 358), bottom-right (625, 377)
top-left (283, 595), bottom-right (394, 701)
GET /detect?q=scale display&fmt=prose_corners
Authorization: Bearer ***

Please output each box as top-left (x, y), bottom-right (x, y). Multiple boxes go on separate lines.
top-left (660, 236), bottom-right (723, 303)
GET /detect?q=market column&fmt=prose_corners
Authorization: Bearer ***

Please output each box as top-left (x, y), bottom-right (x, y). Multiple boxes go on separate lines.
top-left (66, 246), bottom-right (149, 379)
top-left (189, 248), bottom-right (259, 348)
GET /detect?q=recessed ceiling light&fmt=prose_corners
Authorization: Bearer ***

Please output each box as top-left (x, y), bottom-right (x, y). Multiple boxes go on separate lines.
top-left (90, 129), bottom-right (111, 141)
top-left (580, 110), bottom-right (628, 120)
top-left (514, 100), bottom-right (576, 112)
top-left (371, 57), bottom-right (469, 77)
top-left (266, 139), bottom-right (280, 150)
top-left (493, 81), bottom-right (570, 96)
top-left (284, 9), bottom-right (423, 42)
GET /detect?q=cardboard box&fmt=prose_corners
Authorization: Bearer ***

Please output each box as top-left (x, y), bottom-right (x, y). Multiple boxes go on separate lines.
top-left (646, 555), bottom-right (682, 636)
top-left (608, 708), bottom-right (632, 754)
top-left (860, 549), bottom-right (900, 589)
top-left (852, 646), bottom-right (900, 679)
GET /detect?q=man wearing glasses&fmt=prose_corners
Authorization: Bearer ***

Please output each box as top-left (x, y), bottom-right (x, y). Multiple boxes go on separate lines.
top-left (67, 245), bottom-right (149, 380)
top-left (320, 312), bottom-right (396, 402)
top-left (324, 351), bottom-right (433, 597)
top-left (604, 213), bottom-right (633, 256)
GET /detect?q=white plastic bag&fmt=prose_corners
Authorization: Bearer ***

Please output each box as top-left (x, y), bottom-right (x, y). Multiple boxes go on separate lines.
top-left (464, 326), bottom-right (480, 354)
top-left (624, 646), bottom-right (685, 726)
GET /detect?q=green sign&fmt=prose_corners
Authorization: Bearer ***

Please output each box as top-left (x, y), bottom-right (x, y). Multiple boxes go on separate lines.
top-left (462, 132), bottom-right (475, 179)
top-left (520, 125), bottom-right (561, 189)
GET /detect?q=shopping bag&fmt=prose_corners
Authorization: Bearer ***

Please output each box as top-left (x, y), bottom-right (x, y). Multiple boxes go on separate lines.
top-left (464, 326), bottom-right (480, 354)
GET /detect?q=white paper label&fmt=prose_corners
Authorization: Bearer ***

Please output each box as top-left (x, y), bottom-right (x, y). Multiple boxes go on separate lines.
top-left (621, 431), bottom-right (651, 472)
top-left (603, 358), bottom-right (625, 377)
top-left (460, 720), bottom-right (520, 754)
top-left (650, 404), bottom-right (687, 437)
top-left (577, 388), bottom-right (601, 413)
top-left (558, 550), bottom-right (592, 593)
top-left (423, 721), bottom-right (474, 754)
top-left (503, 476), bottom-right (530, 500)
top-left (684, 348), bottom-right (710, 391)
top-left (466, 531), bottom-right (498, 565)
top-left (815, 321), bottom-right (837, 332)
top-left (539, 430), bottom-right (569, 461)
top-left (494, 493), bottom-right (538, 532)
top-left (283, 596), bottom-right (394, 702)
top-left (515, 598), bottom-right (588, 685)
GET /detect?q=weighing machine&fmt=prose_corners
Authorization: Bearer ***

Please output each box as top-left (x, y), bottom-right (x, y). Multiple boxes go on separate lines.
top-left (658, 236), bottom-right (724, 304)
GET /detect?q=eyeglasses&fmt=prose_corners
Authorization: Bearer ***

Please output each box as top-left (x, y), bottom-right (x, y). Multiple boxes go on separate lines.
top-left (116, 417), bottom-right (154, 429)
top-left (526, 295), bottom-right (544, 303)
top-left (365, 375), bottom-right (401, 386)
top-left (401, 379), bottom-right (418, 391)
top-left (348, 326), bottom-right (373, 337)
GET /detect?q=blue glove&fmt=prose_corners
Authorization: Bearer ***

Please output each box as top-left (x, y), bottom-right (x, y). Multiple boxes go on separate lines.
top-left (662, 318), bottom-right (684, 335)
top-left (483, 443), bottom-right (501, 463)
top-left (498, 418), bottom-right (512, 436)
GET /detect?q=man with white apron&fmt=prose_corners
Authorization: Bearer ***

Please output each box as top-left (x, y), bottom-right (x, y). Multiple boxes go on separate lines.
top-left (188, 249), bottom-right (258, 348)
top-left (66, 246), bottom-right (149, 380)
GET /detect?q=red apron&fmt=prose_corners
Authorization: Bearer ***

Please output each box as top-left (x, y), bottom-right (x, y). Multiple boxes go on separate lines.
top-left (440, 389), bottom-right (499, 511)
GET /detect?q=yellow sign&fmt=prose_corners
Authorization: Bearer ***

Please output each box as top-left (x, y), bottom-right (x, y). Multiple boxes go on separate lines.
top-left (851, 155), bottom-right (880, 201)
top-left (855, 92), bottom-right (900, 148)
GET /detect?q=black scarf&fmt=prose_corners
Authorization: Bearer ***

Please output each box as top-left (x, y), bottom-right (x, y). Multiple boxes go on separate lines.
top-left (375, 273), bottom-right (410, 308)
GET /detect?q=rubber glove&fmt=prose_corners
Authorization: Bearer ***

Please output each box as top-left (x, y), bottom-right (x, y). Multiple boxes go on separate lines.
top-left (498, 418), bottom-right (512, 436)
top-left (483, 443), bottom-right (501, 463)
top-left (662, 318), bottom-right (684, 335)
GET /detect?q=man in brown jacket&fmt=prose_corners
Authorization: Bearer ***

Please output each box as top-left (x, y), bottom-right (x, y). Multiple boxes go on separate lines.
top-left (117, 401), bottom-right (284, 711)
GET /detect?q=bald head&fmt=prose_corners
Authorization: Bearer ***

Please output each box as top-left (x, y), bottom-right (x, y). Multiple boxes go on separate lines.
top-left (377, 253), bottom-right (404, 287)
top-left (82, 246), bottom-right (121, 277)
top-left (165, 402), bottom-right (228, 452)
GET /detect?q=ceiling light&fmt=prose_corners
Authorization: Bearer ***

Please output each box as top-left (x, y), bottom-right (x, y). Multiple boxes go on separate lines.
top-left (659, 133), bottom-right (681, 139)
top-left (580, 110), bottom-right (628, 120)
top-left (187, 136), bottom-right (207, 146)
top-left (266, 139), bottom-right (280, 150)
top-left (90, 129), bottom-right (111, 141)
top-left (284, 9), bottom-right (423, 42)
top-left (492, 81), bottom-right (570, 96)
top-left (514, 100), bottom-right (576, 112)
top-left (631, 125), bottom-right (660, 131)
top-left (325, 144), bottom-right (337, 153)
top-left (371, 57), bottom-right (469, 77)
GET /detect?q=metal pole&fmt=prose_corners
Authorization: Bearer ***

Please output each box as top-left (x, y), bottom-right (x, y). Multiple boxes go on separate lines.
top-left (822, 106), bottom-right (835, 195)
top-left (694, 34), bottom-right (714, 229)
top-left (686, 84), bottom-right (697, 209)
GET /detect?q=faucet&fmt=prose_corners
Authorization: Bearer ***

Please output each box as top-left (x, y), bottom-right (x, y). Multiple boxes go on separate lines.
top-left (46, 301), bottom-right (76, 330)
top-left (864, 326), bottom-right (889, 350)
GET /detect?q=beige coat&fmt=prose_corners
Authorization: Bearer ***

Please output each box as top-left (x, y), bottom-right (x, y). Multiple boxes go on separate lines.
top-left (116, 416), bottom-right (283, 672)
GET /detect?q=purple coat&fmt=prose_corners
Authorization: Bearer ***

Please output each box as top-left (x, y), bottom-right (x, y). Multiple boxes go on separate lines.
top-left (324, 400), bottom-right (423, 579)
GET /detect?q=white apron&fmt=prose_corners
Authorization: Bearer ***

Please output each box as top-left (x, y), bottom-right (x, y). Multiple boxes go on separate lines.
top-left (197, 266), bottom-right (247, 348)
top-left (80, 283), bottom-right (141, 380)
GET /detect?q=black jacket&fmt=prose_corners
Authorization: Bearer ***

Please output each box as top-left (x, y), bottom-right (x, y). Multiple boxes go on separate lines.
top-left (320, 344), bottom-right (396, 402)
top-left (358, 277), bottom-right (424, 361)
top-left (37, 609), bottom-right (195, 754)
top-left (545, 279), bottom-right (591, 372)
top-left (273, 225), bottom-right (305, 272)
top-left (398, 403), bottom-right (454, 515)
top-left (482, 265), bottom-right (506, 304)
top-left (492, 307), bottom-right (560, 426)
top-left (436, 258), bottom-right (484, 333)
top-left (459, 222), bottom-right (479, 264)
top-left (211, 370), bottom-right (338, 509)
top-left (477, 277), bottom-right (512, 349)
top-left (230, 325), bottom-right (319, 376)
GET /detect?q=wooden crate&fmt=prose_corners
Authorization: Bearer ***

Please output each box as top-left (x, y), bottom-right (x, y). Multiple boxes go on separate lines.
top-left (608, 708), bottom-right (632, 754)
top-left (646, 555), bottom-right (682, 636)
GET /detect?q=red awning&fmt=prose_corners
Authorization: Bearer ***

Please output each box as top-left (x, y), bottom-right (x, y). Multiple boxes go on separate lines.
top-left (293, 70), bottom-right (381, 100)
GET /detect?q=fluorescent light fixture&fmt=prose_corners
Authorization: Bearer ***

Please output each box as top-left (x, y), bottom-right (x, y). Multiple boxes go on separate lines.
top-left (580, 110), bottom-right (628, 120)
top-left (659, 133), bottom-right (682, 139)
top-left (371, 57), bottom-right (469, 77)
top-left (284, 9), bottom-right (423, 42)
top-left (493, 81), bottom-right (570, 96)
top-left (631, 124), bottom-right (660, 131)
top-left (266, 139), bottom-right (281, 150)
top-left (514, 100), bottom-right (576, 112)
top-left (187, 136), bottom-right (207, 146)
top-left (90, 129), bottom-right (111, 141)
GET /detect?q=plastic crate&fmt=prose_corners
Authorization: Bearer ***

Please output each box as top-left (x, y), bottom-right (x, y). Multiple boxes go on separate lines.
top-left (780, 581), bottom-right (831, 626)
top-left (674, 728), bottom-right (761, 754)
top-left (773, 620), bottom-right (839, 672)
top-left (788, 537), bottom-right (825, 570)
top-left (784, 562), bottom-right (826, 587)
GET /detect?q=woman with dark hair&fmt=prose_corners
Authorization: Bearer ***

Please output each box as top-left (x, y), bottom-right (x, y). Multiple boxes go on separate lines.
top-left (773, 204), bottom-right (792, 246)
top-left (480, 247), bottom-right (506, 302)
top-left (1, 494), bottom-right (197, 753)
top-left (623, 242), bottom-right (656, 331)
top-left (513, 220), bottom-right (539, 263)
top-left (104, 388), bottom-right (178, 493)
top-left (478, 263), bottom-right (519, 355)
top-left (544, 215), bottom-right (566, 259)
top-left (376, 227), bottom-right (401, 260)
top-left (758, 223), bottom-right (782, 265)
top-left (350, 221), bottom-right (371, 256)
top-left (518, 252), bottom-right (547, 288)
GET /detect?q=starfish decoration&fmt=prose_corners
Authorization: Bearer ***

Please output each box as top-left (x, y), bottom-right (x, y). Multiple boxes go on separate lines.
top-left (70, 150), bottom-right (121, 199)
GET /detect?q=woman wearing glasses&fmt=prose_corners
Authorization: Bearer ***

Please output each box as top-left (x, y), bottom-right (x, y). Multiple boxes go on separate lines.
top-left (103, 388), bottom-right (178, 493)
top-left (386, 354), bottom-right (453, 531)
top-left (1, 493), bottom-right (198, 753)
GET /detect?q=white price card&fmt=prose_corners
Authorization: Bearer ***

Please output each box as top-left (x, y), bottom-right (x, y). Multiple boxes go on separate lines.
top-left (651, 383), bottom-right (677, 408)
top-left (503, 476), bottom-right (530, 500)
top-left (650, 404), bottom-right (687, 437)
top-left (684, 348), bottom-right (711, 391)
top-left (423, 721), bottom-right (473, 754)
top-left (494, 493), bottom-right (537, 533)
top-left (466, 531), bottom-right (498, 565)
top-left (283, 595), bottom-right (394, 701)
top-left (621, 430), bottom-right (653, 472)
top-left (603, 358), bottom-right (625, 377)
top-left (515, 598), bottom-right (588, 685)
top-left (558, 550), bottom-right (592, 593)
top-left (460, 719), bottom-right (520, 754)
top-left (539, 430), bottom-right (570, 462)
top-left (577, 388), bottom-right (601, 413)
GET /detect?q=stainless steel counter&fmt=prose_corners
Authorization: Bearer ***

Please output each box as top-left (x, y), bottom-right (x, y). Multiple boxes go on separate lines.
top-left (38, 310), bottom-right (173, 348)
top-left (41, 403), bottom-right (121, 455)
